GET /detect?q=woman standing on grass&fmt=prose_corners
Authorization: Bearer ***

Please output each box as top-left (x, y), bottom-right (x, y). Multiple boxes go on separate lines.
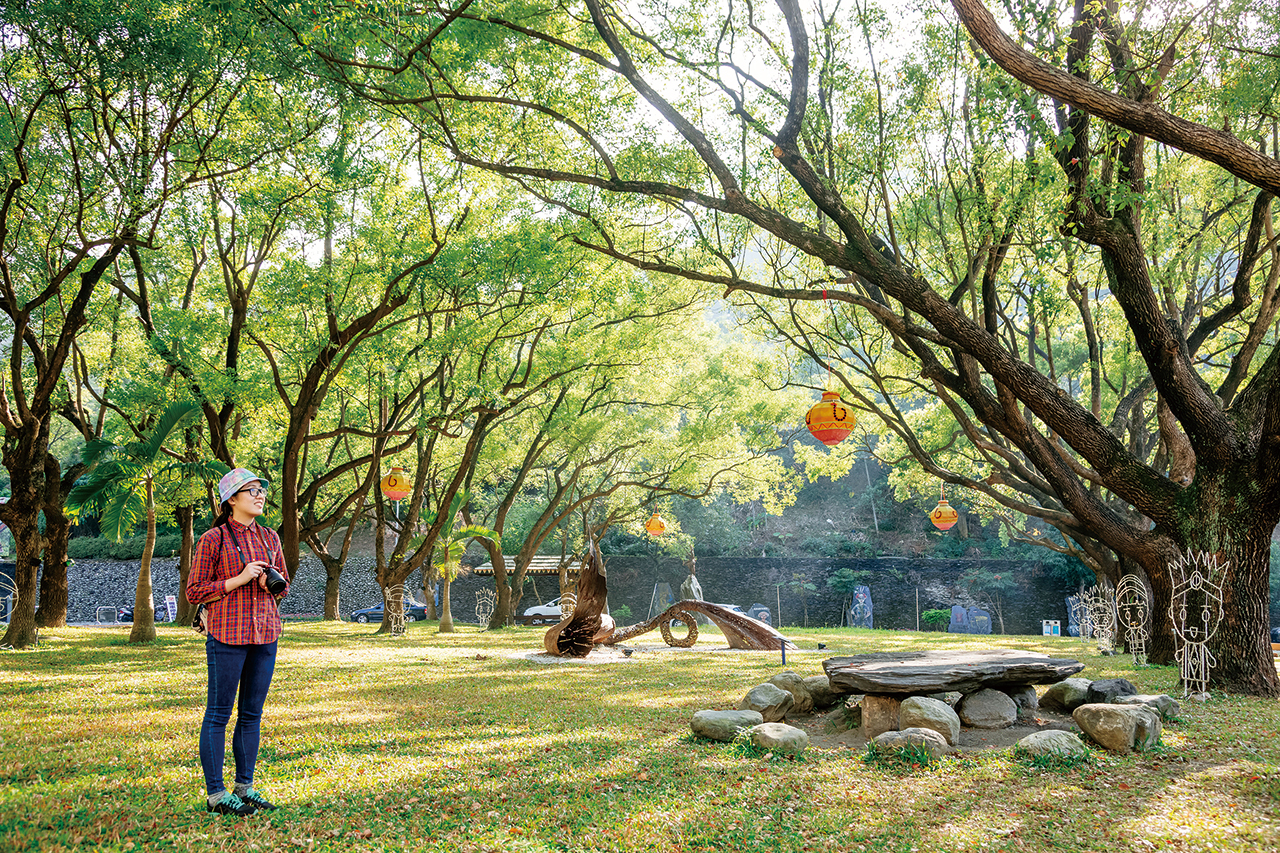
top-left (186, 468), bottom-right (289, 816)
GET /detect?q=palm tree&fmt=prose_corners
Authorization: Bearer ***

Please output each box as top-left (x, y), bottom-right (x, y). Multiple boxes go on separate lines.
top-left (433, 520), bottom-right (499, 633)
top-left (67, 403), bottom-right (227, 643)
top-left (416, 491), bottom-right (498, 634)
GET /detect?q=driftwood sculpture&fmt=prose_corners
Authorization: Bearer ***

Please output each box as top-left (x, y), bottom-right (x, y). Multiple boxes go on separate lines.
top-left (606, 600), bottom-right (798, 651)
top-left (541, 539), bottom-right (797, 656)
top-left (542, 540), bottom-right (613, 657)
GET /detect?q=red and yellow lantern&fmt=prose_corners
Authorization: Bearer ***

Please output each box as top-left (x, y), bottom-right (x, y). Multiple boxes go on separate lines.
top-left (806, 390), bottom-right (855, 447)
top-left (644, 512), bottom-right (667, 536)
top-left (930, 499), bottom-right (959, 531)
top-left (380, 466), bottom-right (412, 502)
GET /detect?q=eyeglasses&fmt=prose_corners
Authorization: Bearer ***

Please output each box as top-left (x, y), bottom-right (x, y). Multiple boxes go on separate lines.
top-left (237, 487), bottom-right (269, 498)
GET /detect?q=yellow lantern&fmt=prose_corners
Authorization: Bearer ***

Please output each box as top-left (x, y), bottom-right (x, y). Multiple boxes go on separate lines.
top-left (806, 390), bottom-right (855, 447)
top-left (380, 466), bottom-right (411, 502)
top-left (930, 499), bottom-right (959, 531)
top-left (645, 512), bottom-right (667, 536)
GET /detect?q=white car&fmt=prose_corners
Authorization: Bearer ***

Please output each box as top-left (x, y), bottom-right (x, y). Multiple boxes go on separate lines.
top-left (522, 596), bottom-right (571, 625)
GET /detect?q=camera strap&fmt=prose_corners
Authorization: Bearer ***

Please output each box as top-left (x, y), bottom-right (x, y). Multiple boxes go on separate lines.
top-left (224, 523), bottom-right (276, 569)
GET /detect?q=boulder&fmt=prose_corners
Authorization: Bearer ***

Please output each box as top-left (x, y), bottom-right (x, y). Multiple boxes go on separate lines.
top-left (1112, 694), bottom-right (1180, 719)
top-left (803, 675), bottom-right (843, 709)
top-left (1086, 678), bottom-right (1138, 704)
top-left (957, 688), bottom-right (1018, 729)
top-left (691, 709), bottom-right (764, 742)
top-left (1040, 678), bottom-right (1092, 713)
top-left (824, 649), bottom-right (1083, 695)
top-left (769, 672), bottom-right (814, 714)
top-left (899, 696), bottom-right (961, 745)
top-left (739, 683), bottom-right (794, 722)
top-left (824, 699), bottom-right (862, 733)
top-left (1005, 685), bottom-right (1039, 713)
top-left (1073, 703), bottom-right (1162, 752)
top-left (746, 722), bottom-right (809, 756)
top-left (862, 694), bottom-right (901, 738)
top-left (872, 727), bottom-right (954, 759)
top-left (1013, 730), bottom-right (1089, 759)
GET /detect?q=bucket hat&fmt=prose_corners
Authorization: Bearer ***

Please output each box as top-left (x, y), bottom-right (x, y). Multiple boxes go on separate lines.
top-left (218, 468), bottom-right (271, 505)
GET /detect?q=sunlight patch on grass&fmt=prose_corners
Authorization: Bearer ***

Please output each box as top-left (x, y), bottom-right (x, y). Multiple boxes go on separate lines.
top-left (4, 623), bottom-right (1280, 852)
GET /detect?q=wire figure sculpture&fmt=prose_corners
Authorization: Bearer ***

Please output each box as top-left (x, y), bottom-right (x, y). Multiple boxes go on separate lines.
top-left (1070, 594), bottom-right (1093, 644)
top-left (386, 584), bottom-right (407, 636)
top-left (1169, 551), bottom-right (1226, 698)
top-left (1081, 583), bottom-right (1116, 653)
top-left (474, 589), bottom-right (496, 627)
top-left (0, 571), bottom-right (16, 618)
top-left (1115, 574), bottom-right (1150, 665)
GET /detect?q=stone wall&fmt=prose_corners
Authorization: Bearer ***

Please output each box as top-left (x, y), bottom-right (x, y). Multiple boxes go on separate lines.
top-left (59, 555), bottom-right (394, 623)
top-left (54, 553), bottom-right (1075, 633)
top-left (449, 555), bottom-right (1077, 634)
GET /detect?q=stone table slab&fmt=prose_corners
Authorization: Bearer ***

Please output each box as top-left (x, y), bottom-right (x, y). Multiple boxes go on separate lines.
top-left (823, 649), bottom-right (1084, 696)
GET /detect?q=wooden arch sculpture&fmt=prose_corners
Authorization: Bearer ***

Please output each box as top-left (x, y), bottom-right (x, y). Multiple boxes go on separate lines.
top-left (542, 539), bottom-right (798, 656)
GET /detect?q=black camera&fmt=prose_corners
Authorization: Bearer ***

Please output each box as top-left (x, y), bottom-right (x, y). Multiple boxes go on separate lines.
top-left (264, 566), bottom-right (287, 595)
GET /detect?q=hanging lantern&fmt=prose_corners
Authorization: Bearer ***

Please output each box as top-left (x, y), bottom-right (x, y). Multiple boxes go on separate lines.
top-left (380, 466), bottom-right (412, 501)
top-left (645, 512), bottom-right (667, 536)
top-left (930, 499), bottom-right (959, 531)
top-left (806, 390), bottom-right (855, 447)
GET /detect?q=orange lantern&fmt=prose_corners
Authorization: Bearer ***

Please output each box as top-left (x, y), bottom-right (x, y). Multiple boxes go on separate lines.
top-left (806, 390), bottom-right (855, 447)
top-left (644, 512), bottom-right (667, 536)
top-left (380, 466), bottom-right (411, 501)
top-left (930, 499), bottom-right (959, 531)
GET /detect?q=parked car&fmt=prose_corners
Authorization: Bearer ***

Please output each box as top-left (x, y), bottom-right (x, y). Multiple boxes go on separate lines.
top-left (118, 605), bottom-right (167, 623)
top-left (1272, 626), bottom-right (1280, 644)
top-left (745, 603), bottom-right (771, 626)
top-left (521, 597), bottom-right (570, 625)
top-left (348, 600), bottom-right (428, 623)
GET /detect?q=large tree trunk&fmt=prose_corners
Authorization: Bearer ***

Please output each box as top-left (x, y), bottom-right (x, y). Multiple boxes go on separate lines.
top-left (323, 557), bottom-right (342, 621)
top-left (484, 543), bottom-right (513, 629)
top-left (1, 419), bottom-right (52, 648)
top-left (424, 566), bottom-right (438, 621)
top-left (35, 517), bottom-right (69, 629)
top-left (2, 517), bottom-right (43, 648)
top-left (35, 452), bottom-right (77, 628)
top-left (175, 506), bottom-right (196, 625)
top-left (129, 484), bottom-right (157, 643)
top-left (1149, 476), bottom-right (1280, 696)
top-left (1200, 522), bottom-right (1277, 696)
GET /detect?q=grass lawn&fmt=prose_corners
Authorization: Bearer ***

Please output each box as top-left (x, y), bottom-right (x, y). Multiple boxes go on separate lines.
top-left (1, 622), bottom-right (1277, 853)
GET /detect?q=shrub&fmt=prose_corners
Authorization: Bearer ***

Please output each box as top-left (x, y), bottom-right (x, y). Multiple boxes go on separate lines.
top-left (611, 604), bottom-right (633, 623)
top-left (798, 536), bottom-right (839, 557)
top-left (921, 608), bottom-right (951, 630)
top-left (67, 534), bottom-right (185, 561)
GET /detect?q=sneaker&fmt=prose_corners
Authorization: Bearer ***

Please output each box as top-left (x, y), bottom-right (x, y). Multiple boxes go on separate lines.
top-left (206, 791), bottom-right (255, 816)
top-left (238, 787), bottom-right (278, 811)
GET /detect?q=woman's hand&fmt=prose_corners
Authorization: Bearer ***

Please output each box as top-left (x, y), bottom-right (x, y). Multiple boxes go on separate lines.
top-left (225, 561), bottom-right (264, 593)
top-left (247, 560), bottom-right (273, 590)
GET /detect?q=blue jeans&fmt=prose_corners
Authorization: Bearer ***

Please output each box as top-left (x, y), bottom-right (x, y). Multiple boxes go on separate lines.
top-left (199, 636), bottom-right (277, 795)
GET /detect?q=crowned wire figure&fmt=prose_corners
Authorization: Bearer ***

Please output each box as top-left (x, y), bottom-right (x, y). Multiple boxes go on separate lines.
top-left (386, 584), bottom-right (407, 636)
top-left (1082, 583), bottom-right (1117, 654)
top-left (1115, 574), bottom-right (1150, 665)
top-left (474, 588), bottom-right (496, 627)
top-left (1169, 551), bottom-right (1226, 699)
top-left (1070, 594), bottom-right (1093, 645)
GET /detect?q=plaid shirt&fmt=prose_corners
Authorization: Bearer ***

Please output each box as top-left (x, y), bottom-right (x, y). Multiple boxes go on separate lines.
top-left (186, 520), bottom-right (289, 646)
